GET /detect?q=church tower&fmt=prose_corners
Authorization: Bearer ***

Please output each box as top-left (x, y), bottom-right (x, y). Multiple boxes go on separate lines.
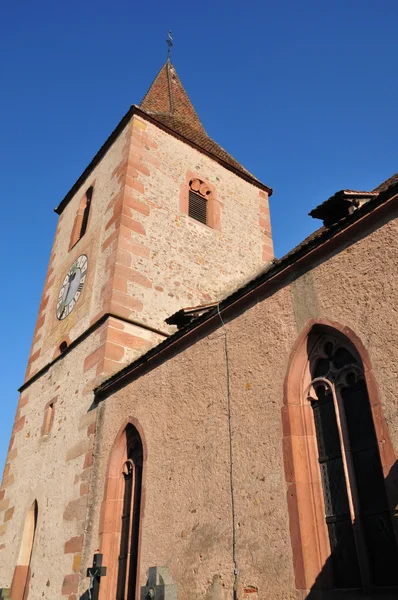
top-left (0, 60), bottom-right (273, 599)
top-left (22, 59), bottom-right (273, 386)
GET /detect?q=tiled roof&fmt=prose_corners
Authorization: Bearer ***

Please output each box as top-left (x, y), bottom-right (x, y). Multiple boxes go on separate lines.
top-left (55, 61), bottom-right (272, 215)
top-left (373, 172), bottom-right (398, 192)
top-left (140, 60), bottom-right (206, 133)
top-left (302, 172), bottom-right (398, 256)
top-left (139, 60), bottom-right (268, 189)
top-left (94, 175), bottom-right (398, 401)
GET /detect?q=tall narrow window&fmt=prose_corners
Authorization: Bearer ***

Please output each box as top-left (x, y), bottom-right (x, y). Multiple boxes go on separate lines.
top-left (79, 186), bottom-right (93, 239)
top-left (114, 425), bottom-right (142, 600)
top-left (69, 186), bottom-right (93, 250)
top-left (41, 402), bottom-right (54, 437)
top-left (308, 335), bottom-right (398, 590)
top-left (10, 500), bottom-right (38, 600)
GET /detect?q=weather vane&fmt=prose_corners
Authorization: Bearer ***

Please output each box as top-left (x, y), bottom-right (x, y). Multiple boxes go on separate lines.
top-left (166, 30), bottom-right (173, 60)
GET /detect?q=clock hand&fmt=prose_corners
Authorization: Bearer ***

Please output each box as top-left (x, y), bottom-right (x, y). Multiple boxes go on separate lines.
top-left (60, 274), bottom-right (74, 317)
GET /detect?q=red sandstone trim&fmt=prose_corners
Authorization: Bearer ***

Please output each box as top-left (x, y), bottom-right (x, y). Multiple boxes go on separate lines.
top-left (40, 397), bottom-right (58, 437)
top-left (62, 574), bottom-right (79, 595)
top-left (10, 565), bottom-right (31, 600)
top-left (95, 191), bottom-right (398, 400)
top-left (69, 183), bottom-right (95, 251)
top-left (98, 417), bottom-right (147, 600)
top-left (55, 106), bottom-right (272, 216)
top-left (282, 318), bottom-right (397, 591)
top-left (180, 171), bottom-right (222, 231)
top-left (18, 313), bottom-right (167, 394)
top-left (53, 336), bottom-right (71, 360)
top-left (61, 408), bottom-right (99, 597)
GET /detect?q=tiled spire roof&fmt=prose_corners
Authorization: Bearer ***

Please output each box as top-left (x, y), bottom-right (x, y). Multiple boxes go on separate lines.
top-left (372, 172), bottom-right (398, 193)
top-left (139, 60), bottom-right (266, 186)
top-left (140, 59), bottom-right (206, 133)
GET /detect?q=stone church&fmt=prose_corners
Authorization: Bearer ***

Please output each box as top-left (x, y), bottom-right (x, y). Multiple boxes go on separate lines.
top-left (1, 58), bottom-right (398, 600)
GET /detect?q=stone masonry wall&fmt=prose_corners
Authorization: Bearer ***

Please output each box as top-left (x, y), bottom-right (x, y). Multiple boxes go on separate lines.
top-left (0, 330), bottom-right (101, 597)
top-left (24, 125), bottom-right (130, 381)
top-left (24, 112), bottom-right (272, 385)
top-left (1, 109), bottom-right (273, 599)
top-left (100, 114), bottom-right (273, 336)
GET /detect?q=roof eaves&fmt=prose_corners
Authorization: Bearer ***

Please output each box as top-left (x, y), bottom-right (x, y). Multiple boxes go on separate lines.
top-left (94, 180), bottom-right (398, 401)
top-left (55, 105), bottom-right (272, 215)
top-left (309, 189), bottom-right (377, 219)
top-left (134, 107), bottom-right (272, 194)
top-left (54, 106), bottom-right (135, 214)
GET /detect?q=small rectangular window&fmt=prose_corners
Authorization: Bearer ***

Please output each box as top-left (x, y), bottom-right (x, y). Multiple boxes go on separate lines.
top-left (188, 190), bottom-right (207, 225)
top-left (41, 402), bottom-right (54, 437)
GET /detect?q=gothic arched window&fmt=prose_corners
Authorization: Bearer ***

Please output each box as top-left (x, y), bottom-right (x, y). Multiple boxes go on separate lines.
top-left (79, 186), bottom-right (93, 239)
top-left (10, 499), bottom-right (38, 600)
top-left (69, 186), bottom-right (93, 250)
top-left (116, 425), bottom-right (143, 600)
top-left (306, 334), bottom-right (398, 589)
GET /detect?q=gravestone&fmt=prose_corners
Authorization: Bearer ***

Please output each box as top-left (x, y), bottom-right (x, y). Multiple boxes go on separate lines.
top-left (140, 566), bottom-right (177, 600)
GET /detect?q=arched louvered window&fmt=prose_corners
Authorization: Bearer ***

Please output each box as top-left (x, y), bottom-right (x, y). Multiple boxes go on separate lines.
top-left (180, 176), bottom-right (221, 230)
top-left (307, 335), bottom-right (398, 589)
top-left (188, 179), bottom-right (211, 225)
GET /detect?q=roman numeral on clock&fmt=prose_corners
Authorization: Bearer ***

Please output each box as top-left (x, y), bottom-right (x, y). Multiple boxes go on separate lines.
top-left (56, 254), bottom-right (88, 320)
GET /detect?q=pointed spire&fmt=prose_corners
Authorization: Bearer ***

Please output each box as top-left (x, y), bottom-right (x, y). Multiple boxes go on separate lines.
top-left (138, 61), bottom-right (270, 193)
top-left (140, 60), bottom-right (206, 134)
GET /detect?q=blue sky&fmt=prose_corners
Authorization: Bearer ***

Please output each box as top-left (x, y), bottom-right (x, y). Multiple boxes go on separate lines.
top-left (0, 0), bottom-right (397, 470)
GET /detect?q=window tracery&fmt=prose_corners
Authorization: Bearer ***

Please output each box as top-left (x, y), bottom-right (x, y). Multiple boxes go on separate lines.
top-left (305, 335), bottom-right (398, 589)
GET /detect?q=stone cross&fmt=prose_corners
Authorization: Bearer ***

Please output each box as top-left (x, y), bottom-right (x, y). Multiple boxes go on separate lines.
top-left (86, 553), bottom-right (107, 600)
top-left (140, 566), bottom-right (177, 600)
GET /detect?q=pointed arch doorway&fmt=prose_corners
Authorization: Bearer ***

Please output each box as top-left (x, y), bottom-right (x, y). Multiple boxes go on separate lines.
top-left (99, 422), bottom-right (144, 600)
top-left (10, 500), bottom-right (38, 600)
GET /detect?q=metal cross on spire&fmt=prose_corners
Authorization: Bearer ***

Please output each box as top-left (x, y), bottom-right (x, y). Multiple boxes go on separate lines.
top-left (166, 30), bottom-right (173, 60)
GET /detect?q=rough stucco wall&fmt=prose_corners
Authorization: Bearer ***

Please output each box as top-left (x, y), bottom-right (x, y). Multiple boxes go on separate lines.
top-left (3, 204), bottom-right (398, 599)
top-left (91, 285), bottom-right (297, 600)
top-left (87, 208), bottom-right (398, 600)
top-left (301, 207), bottom-right (398, 450)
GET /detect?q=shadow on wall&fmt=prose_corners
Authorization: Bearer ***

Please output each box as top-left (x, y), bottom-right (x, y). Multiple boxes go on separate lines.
top-left (306, 460), bottom-right (398, 599)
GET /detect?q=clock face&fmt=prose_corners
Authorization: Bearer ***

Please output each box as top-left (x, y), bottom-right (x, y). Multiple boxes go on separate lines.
top-left (56, 254), bottom-right (88, 320)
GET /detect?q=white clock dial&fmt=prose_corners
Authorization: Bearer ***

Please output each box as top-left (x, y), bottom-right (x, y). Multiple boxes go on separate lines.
top-left (56, 254), bottom-right (88, 320)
